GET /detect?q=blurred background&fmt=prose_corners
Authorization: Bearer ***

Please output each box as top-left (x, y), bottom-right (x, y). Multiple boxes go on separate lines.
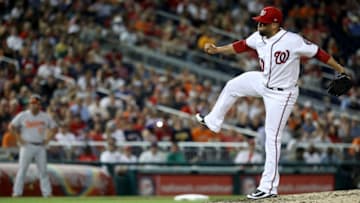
top-left (0, 0), bottom-right (359, 197)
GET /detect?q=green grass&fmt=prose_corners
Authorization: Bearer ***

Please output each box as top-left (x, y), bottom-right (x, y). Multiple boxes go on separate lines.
top-left (0, 196), bottom-right (245, 203)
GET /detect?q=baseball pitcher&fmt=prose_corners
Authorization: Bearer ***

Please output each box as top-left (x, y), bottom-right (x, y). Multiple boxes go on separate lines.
top-left (196, 6), bottom-right (351, 200)
top-left (9, 94), bottom-right (57, 197)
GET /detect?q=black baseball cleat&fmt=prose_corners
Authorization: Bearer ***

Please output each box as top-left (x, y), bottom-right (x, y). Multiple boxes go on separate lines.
top-left (195, 113), bottom-right (206, 125)
top-left (247, 189), bottom-right (277, 200)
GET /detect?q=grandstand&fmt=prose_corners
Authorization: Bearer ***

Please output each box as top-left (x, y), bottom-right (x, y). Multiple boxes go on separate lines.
top-left (0, 0), bottom-right (359, 198)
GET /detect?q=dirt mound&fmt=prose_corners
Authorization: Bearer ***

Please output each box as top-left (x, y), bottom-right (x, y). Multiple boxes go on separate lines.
top-left (212, 189), bottom-right (360, 203)
top-left (254, 189), bottom-right (360, 203)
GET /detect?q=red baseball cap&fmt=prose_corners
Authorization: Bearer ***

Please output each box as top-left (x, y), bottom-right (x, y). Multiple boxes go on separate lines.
top-left (252, 6), bottom-right (283, 24)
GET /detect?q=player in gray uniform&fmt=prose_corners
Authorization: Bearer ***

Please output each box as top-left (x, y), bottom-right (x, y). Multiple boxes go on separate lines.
top-left (9, 94), bottom-right (57, 197)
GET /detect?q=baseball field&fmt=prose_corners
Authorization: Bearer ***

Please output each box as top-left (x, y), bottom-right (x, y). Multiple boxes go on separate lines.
top-left (1, 190), bottom-right (360, 203)
top-left (0, 195), bottom-right (241, 203)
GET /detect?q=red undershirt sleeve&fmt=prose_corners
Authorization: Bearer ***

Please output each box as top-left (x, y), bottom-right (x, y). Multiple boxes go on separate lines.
top-left (314, 48), bottom-right (331, 63)
top-left (232, 40), bottom-right (252, 53)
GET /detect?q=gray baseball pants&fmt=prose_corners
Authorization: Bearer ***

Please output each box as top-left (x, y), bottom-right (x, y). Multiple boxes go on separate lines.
top-left (13, 144), bottom-right (51, 197)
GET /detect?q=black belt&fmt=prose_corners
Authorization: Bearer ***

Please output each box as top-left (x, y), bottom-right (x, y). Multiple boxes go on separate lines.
top-left (267, 84), bottom-right (297, 91)
top-left (267, 87), bottom-right (284, 91)
top-left (28, 142), bottom-right (44, 146)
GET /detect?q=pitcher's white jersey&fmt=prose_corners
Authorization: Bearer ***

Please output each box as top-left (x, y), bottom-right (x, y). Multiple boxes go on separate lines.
top-left (10, 110), bottom-right (57, 143)
top-left (246, 29), bottom-right (318, 89)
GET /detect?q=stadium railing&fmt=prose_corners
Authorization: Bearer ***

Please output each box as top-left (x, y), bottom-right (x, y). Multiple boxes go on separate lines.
top-left (0, 140), bottom-right (353, 163)
top-left (0, 56), bottom-right (20, 71)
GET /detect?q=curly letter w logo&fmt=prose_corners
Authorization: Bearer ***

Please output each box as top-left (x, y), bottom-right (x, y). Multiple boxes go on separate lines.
top-left (274, 50), bottom-right (290, 64)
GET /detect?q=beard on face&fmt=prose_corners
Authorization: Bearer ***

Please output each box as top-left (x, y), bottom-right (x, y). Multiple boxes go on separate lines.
top-left (259, 30), bottom-right (266, 36)
top-left (259, 29), bottom-right (268, 36)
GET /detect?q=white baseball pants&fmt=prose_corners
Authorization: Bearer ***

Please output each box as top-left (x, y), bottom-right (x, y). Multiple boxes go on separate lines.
top-left (204, 71), bottom-right (298, 194)
top-left (13, 144), bottom-right (51, 197)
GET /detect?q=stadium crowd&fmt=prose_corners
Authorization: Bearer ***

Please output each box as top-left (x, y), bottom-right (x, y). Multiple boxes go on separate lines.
top-left (0, 0), bottom-right (360, 166)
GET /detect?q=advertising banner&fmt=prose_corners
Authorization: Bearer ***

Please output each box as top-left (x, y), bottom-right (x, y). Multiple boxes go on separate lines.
top-left (137, 173), bottom-right (334, 196)
top-left (0, 163), bottom-right (115, 196)
top-left (138, 174), bottom-right (233, 196)
top-left (279, 174), bottom-right (334, 194)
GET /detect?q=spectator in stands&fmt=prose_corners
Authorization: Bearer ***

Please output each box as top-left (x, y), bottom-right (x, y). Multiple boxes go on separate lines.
top-left (285, 129), bottom-right (303, 161)
top-left (304, 144), bottom-right (321, 164)
top-left (220, 129), bottom-right (245, 143)
top-left (166, 142), bottom-right (186, 164)
top-left (234, 138), bottom-right (263, 164)
top-left (100, 92), bottom-right (123, 119)
top-left (1, 130), bottom-right (18, 160)
top-left (138, 142), bottom-right (166, 163)
top-left (311, 122), bottom-right (331, 143)
top-left (77, 145), bottom-right (98, 162)
top-left (248, 98), bottom-right (264, 121)
top-left (1, 130), bottom-right (17, 148)
top-left (55, 122), bottom-right (76, 160)
top-left (338, 113), bottom-right (352, 142)
top-left (120, 146), bottom-right (137, 164)
top-left (118, 145), bottom-right (138, 194)
top-left (293, 147), bottom-right (306, 163)
top-left (52, 80), bottom-right (70, 99)
top-left (348, 90), bottom-right (360, 110)
top-left (8, 94), bottom-right (21, 117)
top-left (87, 121), bottom-right (105, 141)
top-left (68, 114), bottom-right (87, 139)
top-left (248, 115), bottom-right (263, 131)
top-left (301, 113), bottom-right (316, 140)
top-left (138, 128), bottom-right (153, 142)
top-left (100, 138), bottom-right (122, 175)
top-left (171, 118), bottom-right (192, 142)
top-left (6, 27), bottom-right (23, 51)
top-left (327, 124), bottom-right (341, 143)
top-left (88, 96), bottom-right (109, 120)
top-left (236, 112), bottom-right (249, 129)
top-left (280, 125), bottom-right (294, 146)
top-left (152, 120), bottom-right (173, 141)
top-left (70, 96), bottom-right (91, 124)
top-left (122, 118), bottom-right (143, 142)
top-left (76, 69), bottom-right (96, 91)
top-left (191, 125), bottom-right (220, 142)
top-left (37, 57), bottom-right (60, 79)
top-left (350, 119), bottom-right (360, 138)
top-left (321, 147), bottom-right (340, 164)
top-left (348, 137), bottom-right (360, 160)
top-left (301, 64), bottom-right (322, 88)
top-left (300, 101), bottom-right (318, 121)
top-left (103, 120), bottom-right (125, 142)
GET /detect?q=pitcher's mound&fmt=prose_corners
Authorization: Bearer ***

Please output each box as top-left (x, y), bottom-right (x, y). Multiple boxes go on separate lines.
top-left (214, 189), bottom-right (360, 203)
